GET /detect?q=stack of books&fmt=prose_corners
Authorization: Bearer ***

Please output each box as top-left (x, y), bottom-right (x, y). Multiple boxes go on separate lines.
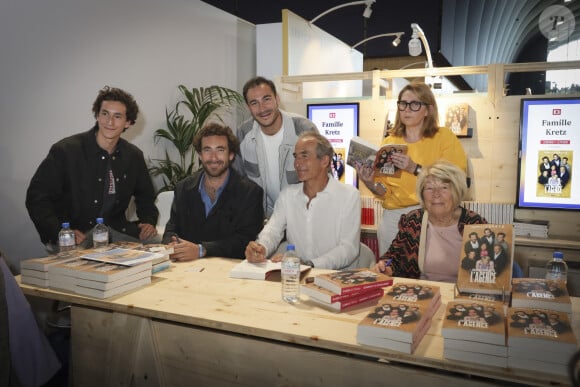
top-left (456, 224), bottom-right (514, 300)
top-left (513, 219), bottom-right (549, 238)
top-left (511, 278), bottom-right (572, 314)
top-left (301, 268), bottom-right (393, 312)
top-left (507, 307), bottom-right (577, 377)
top-left (356, 282), bottom-right (441, 354)
top-left (20, 250), bottom-right (83, 287)
top-left (20, 246), bottom-right (164, 298)
top-left (441, 300), bottom-right (507, 368)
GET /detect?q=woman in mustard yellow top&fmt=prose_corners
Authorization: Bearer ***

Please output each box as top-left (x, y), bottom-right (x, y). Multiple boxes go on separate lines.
top-left (357, 82), bottom-right (467, 254)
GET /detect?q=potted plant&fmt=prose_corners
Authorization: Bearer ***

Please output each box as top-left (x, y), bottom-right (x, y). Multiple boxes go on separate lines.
top-left (149, 84), bottom-right (247, 193)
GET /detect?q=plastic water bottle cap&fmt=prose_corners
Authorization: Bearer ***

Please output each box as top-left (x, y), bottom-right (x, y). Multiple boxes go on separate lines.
top-left (286, 244), bottom-right (295, 251)
top-left (62, 222), bottom-right (70, 228)
top-left (96, 218), bottom-right (104, 224)
top-left (553, 251), bottom-right (564, 259)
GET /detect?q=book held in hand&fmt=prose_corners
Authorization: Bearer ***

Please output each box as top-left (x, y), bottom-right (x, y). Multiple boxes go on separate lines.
top-left (229, 259), bottom-right (311, 280)
top-left (511, 278), bottom-right (571, 314)
top-left (356, 282), bottom-right (441, 354)
top-left (346, 137), bottom-right (407, 178)
top-left (456, 224), bottom-right (514, 296)
top-left (313, 268), bottom-right (393, 295)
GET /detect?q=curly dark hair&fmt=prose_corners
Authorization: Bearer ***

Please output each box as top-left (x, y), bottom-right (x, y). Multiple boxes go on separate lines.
top-left (92, 86), bottom-right (139, 126)
top-left (193, 123), bottom-right (240, 157)
top-left (242, 76), bottom-right (277, 103)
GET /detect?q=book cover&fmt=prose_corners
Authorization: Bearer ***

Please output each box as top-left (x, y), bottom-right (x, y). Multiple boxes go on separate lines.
top-left (346, 136), bottom-right (378, 171)
top-left (507, 307), bottom-right (577, 360)
top-left (304, 285), bottom-right (384, 312)
top-left (346, 137), bottom-right (407, 178)
top-left (441, 102), bottom-right (470, 136)
top-left (75, 276), bottom-right (151, 299)
top-left (457, 224), bottom-right (514, 296)
top-left (313, 268), bottom-right (393, 295)
top-left (229, 259), bottom-right (311, 280)
top-left (373, 144), bottom-right (407, 178)
top-left (357, 282), bottom-right (441, 346)
top-left (441, 300), bottom-right (506, 346)
top-left (511, 278), bottom-right (571, 314)
top-left (80, 247), bottom-right (164, 266)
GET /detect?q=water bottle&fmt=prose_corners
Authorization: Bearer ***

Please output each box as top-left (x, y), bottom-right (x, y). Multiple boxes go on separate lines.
top-left (93, 218), bottom-right (109, 248)
top-left (545, 251), bottom-right (568, 284)
top-left (281, 244), bottom-right (300, 303)
top-left (58, 222), bottom-right (75, 252)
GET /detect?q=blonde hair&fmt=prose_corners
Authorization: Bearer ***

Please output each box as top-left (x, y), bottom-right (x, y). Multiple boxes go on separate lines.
top-left (416, 160), bottom-right (467, 208)
top-left (389, 81), bottom-right (439, 138)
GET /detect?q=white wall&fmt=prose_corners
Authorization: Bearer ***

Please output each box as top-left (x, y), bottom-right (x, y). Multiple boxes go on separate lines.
top-left (0, 0), bottom-right (255, 268)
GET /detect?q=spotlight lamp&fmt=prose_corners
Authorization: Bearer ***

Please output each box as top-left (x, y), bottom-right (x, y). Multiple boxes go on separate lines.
top-left (351, 32), bottom-right (405, 51)
top-left (310, 0), bottom-right (376, 25)
top-left (408, 23), bottom-right (434, 70)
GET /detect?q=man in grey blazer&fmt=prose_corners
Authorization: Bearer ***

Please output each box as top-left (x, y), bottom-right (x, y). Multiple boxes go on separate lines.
top-left (235, 76), bottom-right (318, 218)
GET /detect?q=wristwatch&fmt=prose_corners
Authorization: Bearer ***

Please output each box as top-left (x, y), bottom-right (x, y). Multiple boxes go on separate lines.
top-left (413, 164), bottom-right (423, 176)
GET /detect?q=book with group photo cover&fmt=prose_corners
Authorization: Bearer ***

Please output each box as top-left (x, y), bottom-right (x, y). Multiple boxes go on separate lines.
top-left (441, 300), bottom-right (507, 347)
top-left (511, 278), bottom-right (572, 314)
top-left (457, 224), bottom-right (514, 296)
top-left (507, 307), bottom-right (577, 376)
top-left (313, 268), bottom-right (393, 295)
top-left (347, 137), bottom-right (407, 178)
top-left (356, 282), bottom-right (441, 353)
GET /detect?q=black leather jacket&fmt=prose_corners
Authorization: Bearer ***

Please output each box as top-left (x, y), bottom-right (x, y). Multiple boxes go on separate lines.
top-left (26, 126), bottom-right (158, 245)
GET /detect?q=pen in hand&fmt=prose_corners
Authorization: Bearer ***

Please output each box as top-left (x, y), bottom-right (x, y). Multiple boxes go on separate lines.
top-left (379, 258), bottom-right (393, 274)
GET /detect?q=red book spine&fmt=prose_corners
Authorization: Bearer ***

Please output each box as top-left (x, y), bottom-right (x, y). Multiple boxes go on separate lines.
top-left (338, 288), bottom-right (384, 310)
top-left (340, 279), bottom-right (393, 295)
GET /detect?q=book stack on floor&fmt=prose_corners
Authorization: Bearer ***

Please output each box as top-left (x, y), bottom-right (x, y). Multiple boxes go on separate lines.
top-left (456, 224), bottom-right (515, 300)
top-left (511, 278), bottom-right (572, 314)
top-left (356, 282), bottom-right (441, 354)
top-left (20, 250), bottom-right (84, 287)
top-left (302, 268), bottom-right (393, 312)
top-left (507, 307), bottom-right (577, 377)
top-left (513, 218), bottom-right (549, 238)
top-left (441, 300), bottom-right (508, 368)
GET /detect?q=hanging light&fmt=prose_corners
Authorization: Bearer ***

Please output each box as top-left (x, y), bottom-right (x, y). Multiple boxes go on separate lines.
top-left (310, 0), bottom-right (376, 25)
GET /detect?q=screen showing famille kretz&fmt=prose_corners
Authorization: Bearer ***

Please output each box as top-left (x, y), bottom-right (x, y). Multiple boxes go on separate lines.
top-left (307, 103), bottom-right (359, 187)
top-left (517, 97), bottom-right (580, 210)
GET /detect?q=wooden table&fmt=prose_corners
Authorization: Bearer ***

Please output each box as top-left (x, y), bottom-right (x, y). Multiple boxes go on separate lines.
top-left (18, 258), bottom-right (579, 387)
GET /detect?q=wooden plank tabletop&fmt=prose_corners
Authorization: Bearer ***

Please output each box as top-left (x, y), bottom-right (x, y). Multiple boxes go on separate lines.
top-left (18, 257), bottom-right (579, 386)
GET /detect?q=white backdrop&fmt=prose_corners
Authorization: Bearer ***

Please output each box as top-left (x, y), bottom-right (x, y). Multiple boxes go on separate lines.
top-left (0, 0), bottom-right (255, 268)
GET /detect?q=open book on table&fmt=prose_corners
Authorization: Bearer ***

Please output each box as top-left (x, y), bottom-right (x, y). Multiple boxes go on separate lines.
top-left (229, 259), bottom-right (311, 280)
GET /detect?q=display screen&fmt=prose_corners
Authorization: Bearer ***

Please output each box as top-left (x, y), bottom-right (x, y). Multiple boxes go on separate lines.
top-left (517, 97), bottom-right (580, 210)
top-left (307, 102), bottom-right (359, 186)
